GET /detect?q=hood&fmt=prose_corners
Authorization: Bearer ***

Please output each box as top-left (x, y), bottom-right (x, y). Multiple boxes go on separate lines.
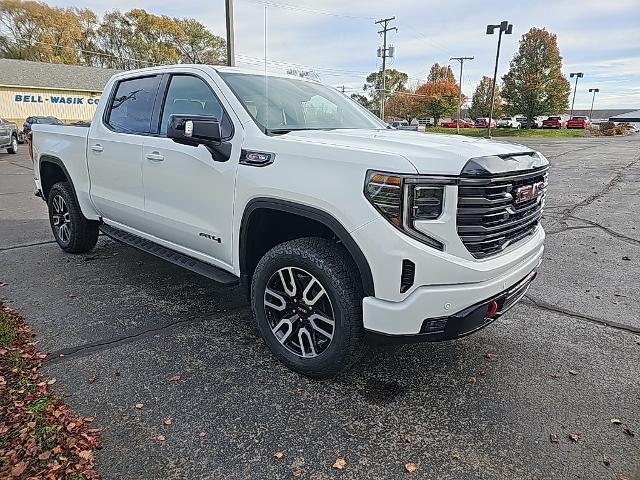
top-left (279, 129), bottom-right (533, 175)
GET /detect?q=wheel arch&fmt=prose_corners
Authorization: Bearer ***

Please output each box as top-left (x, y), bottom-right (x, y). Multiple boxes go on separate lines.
top-left (239, 198), bottom-right (375, 297)
top-left (39, 155), bottom-right (77, 201)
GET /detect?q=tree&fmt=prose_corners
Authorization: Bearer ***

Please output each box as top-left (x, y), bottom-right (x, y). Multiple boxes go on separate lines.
top-left (361, 68), bottom-right (409, 115)
top-left (427, 63), bottom-right (456, 83)
top-left (501, 27), bottom-right (571, 126)
top-left (350, 93), bottom-right (373, 110)
top-left (414, 81), bottom-right (460, 124)
top-left (176, 18), bottom-right (226, 65)
top-left (385, 88), bottom-right (417, 122)
top-left (469, 75), bottom-right (503, 119)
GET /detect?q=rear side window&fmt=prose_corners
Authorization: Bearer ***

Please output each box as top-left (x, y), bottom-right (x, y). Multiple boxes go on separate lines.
top-left (107, 76), bottom-right (160, 134)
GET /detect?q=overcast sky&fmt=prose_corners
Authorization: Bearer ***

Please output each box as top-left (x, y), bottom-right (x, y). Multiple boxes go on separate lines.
top-left (48, 0), bottom-right (640, 109)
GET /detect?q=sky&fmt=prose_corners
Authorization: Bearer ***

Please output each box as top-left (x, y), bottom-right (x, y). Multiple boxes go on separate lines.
top-left (46, 0), bottom-right (640, 109)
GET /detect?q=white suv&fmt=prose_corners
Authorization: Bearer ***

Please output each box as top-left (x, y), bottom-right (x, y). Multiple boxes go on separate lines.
top-left (30, 65), bottom-right (547, 378)
top-left (497, 116), bottom-right (521, 129)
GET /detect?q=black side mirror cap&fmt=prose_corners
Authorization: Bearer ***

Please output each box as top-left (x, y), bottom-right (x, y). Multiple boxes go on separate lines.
top-left (167, 114), bottom-right (222, 147)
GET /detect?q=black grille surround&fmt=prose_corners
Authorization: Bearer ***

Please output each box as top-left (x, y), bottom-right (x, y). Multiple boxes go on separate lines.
top-left (457, 167), bottom-right (548, 259)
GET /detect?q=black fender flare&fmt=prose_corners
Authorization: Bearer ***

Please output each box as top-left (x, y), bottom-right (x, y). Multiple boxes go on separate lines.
top-left (38, 155), bottom-right (77, 201)
top-left (239, 198), bottom-right (375, 297)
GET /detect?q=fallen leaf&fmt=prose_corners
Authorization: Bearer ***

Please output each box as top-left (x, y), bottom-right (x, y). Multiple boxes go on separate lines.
top-left (405, 462), bottom-right (417, 473)
top-left (549, 433), bottom-right (560, 443)
top-left (11, 461), bottom-right (27, 476)
top-left (623, 427), bottom-right (635, 437)
top-left (610, 418), bottom-right (623, 425)
top-left (38, 451), bottom-right (51, 460)
top-left (568, 432), bottom-right (580, 443)
top-left (568, 370), bottom-right (578, 375)
top-left (198, 431), bottom-right (206, 438)
top-left (603, 454), bottom-right (611, 466)
top-left (169, 373), bottom-right (182, 382)
top-left (402, 434), bottom-right (412, 444)
top-left (484, 352), bottom-right (496, 360)
top-left (163, 417), bottom-right (172, 425)
top-left (88, 376), bottom-right (97, 384)
top-left (47, 378), bottom-right (57, 385)
top-left (134, 403), bottom-right (144, 409)
top-left (292, 466), bottom-right (304, 477)
top-left (78, 450), bottom-right (93, 461)
top-left (450, 450), bottom-right (461, 461)
top-left (273, 451), bottom-right (284, 459)
top-left (156, 434), bottom-right (166, 442)
top-left (333, 458), bottom-right (347, 470)
top-left (468, 376), bottom-right (477, 384)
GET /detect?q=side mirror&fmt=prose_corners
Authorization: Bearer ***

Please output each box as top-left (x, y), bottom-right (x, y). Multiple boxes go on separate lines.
top-left (167, 114), bottom-right (222, 147)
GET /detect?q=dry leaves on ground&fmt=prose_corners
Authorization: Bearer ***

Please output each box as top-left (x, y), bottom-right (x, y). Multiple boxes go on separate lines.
top-left (603, 455), bottom-right (611, 466)
top-left (273, 451), bottom-right (284, 459)
top-left (0, 304), bottom-right (101, 480)
top-left (549, 433), bottom-right (560, 443)
top-left (333, 458), bottom-right (347, 470)
top-left (292, 466), bottom-right (304, 477)
top-left (405, 462), bottom-right (417, 473)
top-left (568, 432), bottom-right (580, 443)
top-left (468, 376), bottom-right (477, 385)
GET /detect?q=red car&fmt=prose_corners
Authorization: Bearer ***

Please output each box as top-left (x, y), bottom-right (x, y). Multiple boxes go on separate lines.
top-left (566, 116), bottom-right (591, 129)
top-left (474, 117), bottom-right (497, 128)
top-left (542, 116), bottom-right (567, 129)
top-left (441, 119), bottom-right (476, 128)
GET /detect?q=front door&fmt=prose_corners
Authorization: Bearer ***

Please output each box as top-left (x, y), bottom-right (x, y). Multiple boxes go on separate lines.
top-left (0, 119), bottom-right (8, 146)
top-left (141, 73), bottom-right (240, 268)
top-left (87, 75), bottom-right (161, 228)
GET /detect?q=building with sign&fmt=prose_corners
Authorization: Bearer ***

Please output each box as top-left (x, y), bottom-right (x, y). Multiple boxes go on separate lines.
top-left (0, 58), bottom-right (121, 126)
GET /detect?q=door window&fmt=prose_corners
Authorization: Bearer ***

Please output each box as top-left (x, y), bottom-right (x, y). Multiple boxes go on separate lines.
top-left (160, 75), bottom-right (231, 137)
top-left (106, 76), bottom-right (160, 134)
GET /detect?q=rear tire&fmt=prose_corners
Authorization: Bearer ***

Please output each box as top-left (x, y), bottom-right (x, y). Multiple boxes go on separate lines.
top-left (251, 237), bottom-right (365, 379)
top-left (7, 135), bottom-right (18, 154)
top-left (48, 182), bottom-right (99, 253)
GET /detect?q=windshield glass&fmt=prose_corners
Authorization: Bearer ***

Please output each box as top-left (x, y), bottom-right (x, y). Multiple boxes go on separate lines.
top-left (219, 72), bottom-right (385, 133)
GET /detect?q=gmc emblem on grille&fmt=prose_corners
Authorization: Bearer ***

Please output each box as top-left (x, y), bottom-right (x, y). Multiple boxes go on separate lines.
top-left (515, 181), bottom-right (545, 204)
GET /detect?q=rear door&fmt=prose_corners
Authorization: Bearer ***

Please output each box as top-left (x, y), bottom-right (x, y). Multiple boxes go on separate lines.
top-left (0, 119), bottom-right (8, 146)
top-left (87, 74), bottom-right (161, 228)
top-left (141, 71), bottom-right (240, 267)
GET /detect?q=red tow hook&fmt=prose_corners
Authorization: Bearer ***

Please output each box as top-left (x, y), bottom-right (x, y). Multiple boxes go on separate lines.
top-left (486, 300), bottom-right (499, 318)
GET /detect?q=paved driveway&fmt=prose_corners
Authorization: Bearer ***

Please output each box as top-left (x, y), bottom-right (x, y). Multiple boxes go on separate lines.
top-left (1, 136), bottom-right (639, 479)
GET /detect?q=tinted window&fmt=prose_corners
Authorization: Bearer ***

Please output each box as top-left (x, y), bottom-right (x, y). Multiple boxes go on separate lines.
top-left (160, 75), bottom-right (229, 137)
top-left (107, 76), bottom-right (160, 134)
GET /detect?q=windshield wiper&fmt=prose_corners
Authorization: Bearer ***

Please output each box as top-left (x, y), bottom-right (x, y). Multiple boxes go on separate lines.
top-left (266, 127), bottom-right (334, 135)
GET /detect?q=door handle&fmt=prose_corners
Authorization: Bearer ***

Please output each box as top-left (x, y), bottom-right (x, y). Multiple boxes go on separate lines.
top-left (145, 152), bottom-right (164, 162)
top-left (90, 144), bottom-right (103, 153)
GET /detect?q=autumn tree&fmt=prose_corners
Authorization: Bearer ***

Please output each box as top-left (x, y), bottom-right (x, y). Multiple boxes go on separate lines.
top-left (501, 27), bottom-right (570, 126)
top-left (427, 63), bottom-right (456, 83)
top-left (469, 76), bottom-right (503, 119)
top-left (385, 88), bottom-right (417, 122)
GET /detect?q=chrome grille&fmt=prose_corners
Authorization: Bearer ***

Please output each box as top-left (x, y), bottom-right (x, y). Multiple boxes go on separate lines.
top-left (457, 168), bottom-right (548, 258)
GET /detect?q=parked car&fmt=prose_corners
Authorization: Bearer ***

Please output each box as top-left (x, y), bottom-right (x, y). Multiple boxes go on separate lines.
top-left (542, 116), bottom-right (566, 129)
top-left (390, 120), bottom-right (418, 131)
top-left (0, 117), bottom-right (19, 154)
top-left (23, 116), bottom-right (64, 133)
top-left (474, 117), bottom-right (497, 128)
top-left (566, 116), bottom-right (591, 129)
top-left (31, 65), bottom-right (547, 378)
top-left (497, 117), bottom-right (521, 129)
top-left (441, 119), bottom-right (475, 128)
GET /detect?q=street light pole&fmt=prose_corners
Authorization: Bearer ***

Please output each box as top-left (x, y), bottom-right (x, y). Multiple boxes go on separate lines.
top-left (486, 21), bottom-right (512, 138)
top-left (450, 56), bottom-right (474, 134)
top-left (375, 17), bottom-right (397, 121)
top-left (588, 88), bottom-right (599, 120)
top-left (569, 72), bottom-right (584, 119)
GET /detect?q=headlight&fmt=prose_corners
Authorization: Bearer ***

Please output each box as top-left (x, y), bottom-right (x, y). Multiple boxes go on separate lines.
top-left (364, 170), bottom-right (448, 250)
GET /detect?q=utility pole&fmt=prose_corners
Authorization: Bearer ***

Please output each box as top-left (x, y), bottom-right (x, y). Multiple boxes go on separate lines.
top-left (225, 0), bottom-right (235, 66)
top-left (569, 72), bottom-right (584, 119)
top-left (375, 17), bottom-right (397, 121)
top-left (589, 88), bottom-right (599, 120)
top-left (485, 20), bottom-right (512, 138)
top-left (450, 56), bottom-right (474, 134)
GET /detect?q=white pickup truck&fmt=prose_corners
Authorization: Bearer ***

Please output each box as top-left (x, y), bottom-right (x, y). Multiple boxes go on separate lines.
top-left (31, 65), bottom-right (547, 378)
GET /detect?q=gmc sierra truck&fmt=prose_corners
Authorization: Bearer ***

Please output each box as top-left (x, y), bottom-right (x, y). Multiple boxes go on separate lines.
top-left (31, 65), bottom-right (547, 378)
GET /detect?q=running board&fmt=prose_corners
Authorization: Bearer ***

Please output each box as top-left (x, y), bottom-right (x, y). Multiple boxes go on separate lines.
top-left (100, 224), bottom-right (239, 286)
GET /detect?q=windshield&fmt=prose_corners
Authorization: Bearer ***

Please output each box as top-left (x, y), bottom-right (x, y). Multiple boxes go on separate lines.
top-left (220, 72), bottom-right (385, 134)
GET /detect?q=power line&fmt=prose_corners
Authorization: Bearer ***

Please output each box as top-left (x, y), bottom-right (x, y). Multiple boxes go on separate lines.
top-left (242, 0), bottom-right (376, 20)
top-left (375, 16), bottom-right (397, 120)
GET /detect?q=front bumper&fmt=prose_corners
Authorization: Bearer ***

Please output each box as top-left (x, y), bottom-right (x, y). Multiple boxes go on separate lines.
top-left (361, 240), bottom-right (543, 337)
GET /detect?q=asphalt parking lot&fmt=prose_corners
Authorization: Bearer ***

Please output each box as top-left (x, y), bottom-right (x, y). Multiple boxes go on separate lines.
top-left (1, 135), bottom-right (639, 480)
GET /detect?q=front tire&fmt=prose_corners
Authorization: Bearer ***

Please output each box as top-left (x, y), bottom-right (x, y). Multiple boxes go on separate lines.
top-left (7, 135), bottom-right (18, 154)
top-left (48, 182), bottom-right (99, 253)
top-left (251, 238), bottom-right (365, 379)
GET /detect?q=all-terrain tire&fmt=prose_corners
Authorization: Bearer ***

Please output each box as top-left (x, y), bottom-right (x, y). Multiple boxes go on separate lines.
top-left (251, 237), bottom-right (366, 379)
top-left (47, 182), bottom-right (99, 253)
